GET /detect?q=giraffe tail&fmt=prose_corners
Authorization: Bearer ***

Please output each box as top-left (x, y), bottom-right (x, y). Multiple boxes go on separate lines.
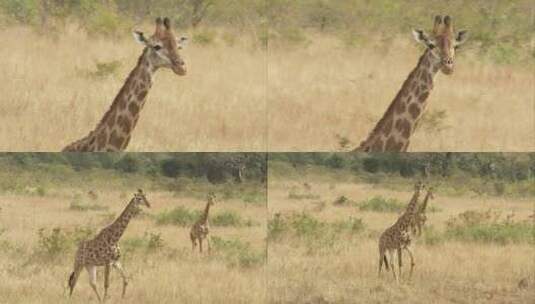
top-left (383, 255), bottom-right (389, 271)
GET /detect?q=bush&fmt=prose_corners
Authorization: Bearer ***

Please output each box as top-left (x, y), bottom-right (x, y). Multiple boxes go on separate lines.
top-left (358, 196), bottom-right (405, 213)
top-left (114, 155), bottom-right (140, 173)
top-left (35, 226), bottom-right (94, 260)
top-left (268, 214), bottom-right (289, 241)
top-left (155, 206), bottom-right (200, 226)
top-left (122, 232), bottom-right (165, 254)
top-left (161, 159), bottom-right (181, 178)
top-left (445, 210), bottom-right (534, 245)
top-left (211, 236), bottom-right (265, 269)
top-left (362, 158), bottom-right (380, 173)
top-left (333, 195), bottom-right (353, 206)
top-left (211, 211), bottom-right (246, 227)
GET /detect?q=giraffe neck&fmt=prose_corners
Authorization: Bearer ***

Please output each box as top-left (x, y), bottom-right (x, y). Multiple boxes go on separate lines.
top-left (62, 49), bottom-right (155, 152)
top-left (104, 198), bottom-right (139, 244)
top-left (394, 188), bottom-right (422, 229)
top-left (356, 49), bottom-right (441, 152)
top-left (200, 202), bottom-right (211, 223)
top-left (418, 191), bottom-right (432, 213)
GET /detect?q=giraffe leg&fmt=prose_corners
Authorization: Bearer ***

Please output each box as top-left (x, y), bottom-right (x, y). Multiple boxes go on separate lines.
top-left (112, 261), bottom-right (129, 298)
top-left (207, 236), bottom-right (211, 253)
top-left (199, 238), bottom-right (203, 253)
top-left (68, 264), bottom-right (83, 297)
top-left (397, 248), bottom-right (403, 278)
top-left (191, 238), bottom-right (196, 252)
top-left (404, 247), bottom-right (416, 280)
top-left (103, 263), bottom-right (111, 300)
top-left (86, 265), bottom-right (102, 302)
top-left (378, 248), bottom-right (386, 276)
top-left (387, 251), bottom-right (398, 283)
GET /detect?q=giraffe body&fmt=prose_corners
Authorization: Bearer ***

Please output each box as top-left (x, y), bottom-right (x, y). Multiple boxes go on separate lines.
top-left (62, 17), bottom-right (187, 152)
top-left (378, 182), bottom-right (424, 282)
top-left (68, 189), bottom-right (150, 302)
top-left (355, 15), bottom-right (468, 152)
top-left (190, 193), bottom-right (217, 253)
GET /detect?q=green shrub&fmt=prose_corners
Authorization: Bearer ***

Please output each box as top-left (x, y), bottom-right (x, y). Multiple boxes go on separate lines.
top-left (211, 236), bottom-right (265, 269)
top-left (331, 217), bottom-right (365, 235)
top-left (358, 196), bottom-right (405, 213)
top-left (445, 210), bottom-right (535, 245)
top-left (211, 211), bottom-right (245, 227)
top-left (155, 206), bottom-right (200, 226)
top-left (421, 226), bottom-right (445, 246)
top-left (84, 60), bottom-right (122, 79)
top-left (34, 226), bottom-right (94, 260)
top-left (122, 232), bottom-right (165, 254)
top-left (268, 214), bottom-right (289, 241)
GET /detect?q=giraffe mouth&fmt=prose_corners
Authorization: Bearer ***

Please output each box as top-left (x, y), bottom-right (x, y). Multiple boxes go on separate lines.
top-left (172, 65), bottom-right (187, 76)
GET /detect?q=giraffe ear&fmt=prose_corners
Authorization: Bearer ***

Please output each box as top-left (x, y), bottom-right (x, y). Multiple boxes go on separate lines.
top-left (455, 30), bottom-right (469, 48)
top-left (133, 31), bottom-right (148, 45)
top-left (177, 36), bottom-right (188, 50)
top-left (412, 29), bottom-right (435, 49)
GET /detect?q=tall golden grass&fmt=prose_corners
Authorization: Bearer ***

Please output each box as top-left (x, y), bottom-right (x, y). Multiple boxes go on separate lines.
top-left (0, 190), bottom-right (267, 303)
top-left (1, 26), bottom-right (533, 152)
top-left (267, 174), bottom-right (535, 303)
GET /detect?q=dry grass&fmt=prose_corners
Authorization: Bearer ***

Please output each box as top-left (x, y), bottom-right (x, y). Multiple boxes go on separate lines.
top-left (0, 26), bottom-right (267, 152)
top-left (2, 26), bottom-right (533, 152)
top-left (268, 35), bottom-right (535, 152)
top-left (267, 177), bottom-right (535, 303)
top-left (0, 190), bottom-right (267, 303)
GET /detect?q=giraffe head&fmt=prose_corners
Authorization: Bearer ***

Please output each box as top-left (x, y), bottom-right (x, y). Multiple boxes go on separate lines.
top-left (133, 17), bottom-right (187, 76)
top-left (207, 192), bottom-right (217, 206)
top-left (412, 15), bottom-right (468, 75)
top-left (414, 181), bottom-right (426, 192)
top-left (132, 189), bottom-right (151, 208)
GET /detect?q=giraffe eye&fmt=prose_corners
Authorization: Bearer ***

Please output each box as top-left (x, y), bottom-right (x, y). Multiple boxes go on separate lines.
top-left (153, 45), bottom-right (162, 51)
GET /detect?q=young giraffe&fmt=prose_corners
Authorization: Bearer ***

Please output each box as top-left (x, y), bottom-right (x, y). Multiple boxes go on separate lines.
top-left (412, 187), bottom-right (435, 236)
top-left (190, 192), bottom-right (217, 253)
top-left (354, 15), bottom-right (469, 152)
top-left (62, 17), bottom-right (187, 152)
top-left (68, 189), bottom-right (151, 302)
top-left (378, 182), bottom-right (425, 282)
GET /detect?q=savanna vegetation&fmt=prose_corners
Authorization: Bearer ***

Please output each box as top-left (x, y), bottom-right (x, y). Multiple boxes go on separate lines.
top-left (0, 153), bottom-right (266, 303)
top-left (268, 153), bottom-right (534, 303)
top-left (1, 1), bottom-right (533, 151)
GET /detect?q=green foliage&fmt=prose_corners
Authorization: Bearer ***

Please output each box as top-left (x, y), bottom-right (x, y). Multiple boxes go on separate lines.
top-left (122, 232), bottom-right (165, 254)
top-left (211, 210), bottom-right (249, 227)
top-left (114, 155), bottom-right (141, 173)
top-left (35, 226), bottom-right (94, 260)
top-left (211, 236), bottom-right (265, 269)
top-left (419, 110), bottom-right (450, 134)
top-left (155, 207), bottom-right (250, 228)
top-left (155, 206), bottom-right (200, 226)
top-left (444, 210), bottom-right (534, 245)
top-left (358, 196), bottom-right (405, 213)
top-left (0, 0), bottom-right (38, 24)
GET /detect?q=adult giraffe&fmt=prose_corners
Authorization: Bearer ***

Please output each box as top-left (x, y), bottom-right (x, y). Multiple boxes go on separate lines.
top-left (354, 15), bottom-right (468, 152)
top-left (63, 17), bottom-right (187, 151)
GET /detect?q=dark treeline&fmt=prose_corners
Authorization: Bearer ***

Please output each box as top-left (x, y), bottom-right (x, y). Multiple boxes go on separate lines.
top-left (0, 153), bottom-right (267, 183)
top-left (270, 153), bottom-right (535, 183)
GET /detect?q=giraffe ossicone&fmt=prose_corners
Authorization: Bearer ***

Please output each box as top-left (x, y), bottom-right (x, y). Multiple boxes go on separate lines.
top-left (355, 15), bottom-right (469, 152)
top-left (62, 16), bottom-right (187, 152)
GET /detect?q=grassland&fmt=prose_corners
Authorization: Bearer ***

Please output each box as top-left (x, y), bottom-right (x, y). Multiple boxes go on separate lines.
top-left (1, 23), bottom-right (533, 151)
top-left (267, 164), bottom-right (535, 304)
top-left (0, 176), bottom-right (267, 303)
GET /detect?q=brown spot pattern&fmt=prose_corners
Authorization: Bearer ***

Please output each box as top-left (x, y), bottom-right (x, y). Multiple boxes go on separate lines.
top-left (395, 119), bottom-right (412, 138)
top-left (129, 103), bottom-right (139, 116)
top-left (385, 137), bottom-right (403, 151)
top-left (396, 101), bottom-right (406, 114)
top-left (383, 116), bottom-right (393, 134)
top-left (418, 91), bottom-right (430, 103)
top-left (109, 130), bottom-right (124, 148)
top-left (97, 130), bottom-right (107, 149)
top-left (408, 103), bottom-right (421, 119)
top-left (371, 139), bottom-right (384, 151)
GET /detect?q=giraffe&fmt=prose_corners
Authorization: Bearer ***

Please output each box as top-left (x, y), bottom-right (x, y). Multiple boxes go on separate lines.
top-left (412, 187), bottom-right (435, 236)
top-left (190, 192), bottom-right (217, 253)
top-left (354, 15), bottom-right (469, 152)
top-left (62, 17), bottom-right (187, 152)
top-left (68, 189), bottom-right (151, 302)
top-left (378, 182), bottom-right (425, 282)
